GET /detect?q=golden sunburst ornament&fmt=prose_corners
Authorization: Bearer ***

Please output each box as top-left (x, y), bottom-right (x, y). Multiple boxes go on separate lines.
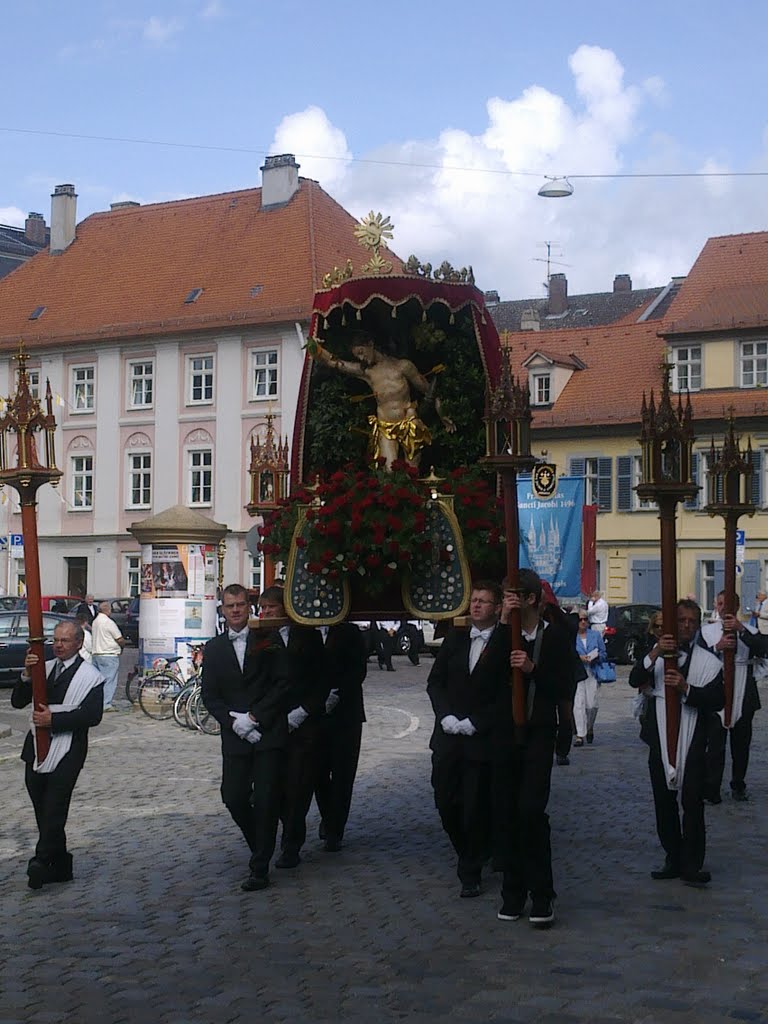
top-left (354, 211), bottom-right (394, 251)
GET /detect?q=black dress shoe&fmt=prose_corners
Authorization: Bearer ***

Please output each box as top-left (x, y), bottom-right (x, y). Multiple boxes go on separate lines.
top-left (275, 850), bottom-right (301, 869)
top-left (241, 873), bottom-right (269, 892)
top-left (48, 853), bottom-right (73, 884)
top-left (681, 869), bottom-right (711, 887)
top-left (704, 788), bottom-right (722, 804)
top-left (27, 857), bottom-right (48, 890)
top-left (651, 860), bottom-right (680, 880)
top-left (556, 755), bottom-right (570, 766)
top-left (731, 788), bottom-right (749, 802)
top-left (460, 882), bottom-right (481, 898)
top-left (323, 837), bottom-right (342, 853)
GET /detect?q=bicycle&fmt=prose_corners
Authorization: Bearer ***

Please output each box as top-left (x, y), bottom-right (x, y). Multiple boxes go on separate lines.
top-left (136, 644), bottom-right (206, 722)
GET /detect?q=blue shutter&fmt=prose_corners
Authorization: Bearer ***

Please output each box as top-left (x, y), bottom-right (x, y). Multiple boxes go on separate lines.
top-left (569, 457), bottom-right (585, 478)
top-left (617, 456), bottom-right (632, 511)
top-left (742, 560), bottom-right (761, 614)
top-left (685, 452), bottom-right (700, 510)
top-left (714, 559), bottom-right (725, 596)
top-left (750, 449), bottom-right (762, 508)
top-left (597, 457), bottom-right (612, 512)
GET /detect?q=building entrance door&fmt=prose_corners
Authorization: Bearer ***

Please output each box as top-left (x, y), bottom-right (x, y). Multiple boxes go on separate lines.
top-left (66, 556), bottom-right (88, 597)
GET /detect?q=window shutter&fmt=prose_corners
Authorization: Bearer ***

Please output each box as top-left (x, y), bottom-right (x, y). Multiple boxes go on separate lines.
top-left (617, 456), bottom-right (632, 511)
top-left (684, 452), bottom-right (699, 510)
top-left (569, 457), bottom-right (585, 478)
top-left (597, 457), bottom-right (612, 512)
top-left (750, 449), bottom-right (762, 508)
top-left (714, 559), bottom-right (725, 597)
top-left (742, 560), bottom-right (761, 613)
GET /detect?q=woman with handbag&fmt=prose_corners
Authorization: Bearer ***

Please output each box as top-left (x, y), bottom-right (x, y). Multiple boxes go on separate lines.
top-left (574, 611), bottom-right (609, 746)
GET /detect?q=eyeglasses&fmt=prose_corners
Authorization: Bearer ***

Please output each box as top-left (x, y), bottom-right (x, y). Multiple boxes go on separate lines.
top-left (578, 617), bottom-right (588, 622)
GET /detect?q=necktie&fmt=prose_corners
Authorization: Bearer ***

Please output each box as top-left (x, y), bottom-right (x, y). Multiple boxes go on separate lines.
top-left (52, 659), bottom-right (64, 680)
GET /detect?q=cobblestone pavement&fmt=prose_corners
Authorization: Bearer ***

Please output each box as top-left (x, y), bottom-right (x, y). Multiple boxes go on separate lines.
top-left (1, 658), bottom-right (767, 1023)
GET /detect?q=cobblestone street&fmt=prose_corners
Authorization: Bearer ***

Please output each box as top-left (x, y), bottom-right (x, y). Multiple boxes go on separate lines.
top-left (1, 659), bottom-right (767, 1023)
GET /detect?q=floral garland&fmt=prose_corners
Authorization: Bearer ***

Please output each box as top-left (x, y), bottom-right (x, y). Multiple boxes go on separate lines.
top-left (259, 461), bottom-right (504, 586)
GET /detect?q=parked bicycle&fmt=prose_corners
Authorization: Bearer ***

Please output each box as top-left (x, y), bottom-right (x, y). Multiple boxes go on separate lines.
top-left (135, 645), bottom-right (215, 729)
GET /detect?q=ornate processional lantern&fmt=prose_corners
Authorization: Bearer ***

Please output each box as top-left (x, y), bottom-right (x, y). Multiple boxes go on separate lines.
top-left (0, 344), bottom-right (62, 762)
top-left (635, 360), bottom-right (697, 764)
top-left (703, 411), bottom-right (756, 727)
top-left (482, 346), bottom-right (536, 733)
top-left (246, 412), bottom-right (290, 588)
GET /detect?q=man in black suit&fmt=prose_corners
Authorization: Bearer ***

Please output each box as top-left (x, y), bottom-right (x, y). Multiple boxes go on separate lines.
top-left (427, 581), bottom-right (510, 899)
top-left (314, 621), bottom-right (369, 852)
top-left (257, 586), bottom-right (327, 869)
top-left (201, 583), bottom-right (293, 892)
top-left (12, 621), bottom-right (104, 889)
top-left (74, 594), bottom-right (99, 624)
top-left (493, 569), bottom-right (576, 927)
top-left (629, 599), bottom-right (724, 887)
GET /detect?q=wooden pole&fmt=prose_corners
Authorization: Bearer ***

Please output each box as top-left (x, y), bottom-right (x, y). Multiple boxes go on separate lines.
top-left (658, 497), bottom-right (680, 766)
top-left (722, 511), bottom-right (737, 728)
top-left (501, 469), bottom-right (527, 731)
top-left (20, 498), bottom-right (49, 762)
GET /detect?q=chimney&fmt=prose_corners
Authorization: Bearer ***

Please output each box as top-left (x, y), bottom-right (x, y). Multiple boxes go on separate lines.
top-left (110, 200), bottom-right (141, 211)
top-left (484, 289), bottom-right (500, 306)
top-left (25, 212), bottom-right (46, 246)
top-left (613, 273), bottom-right (632, 293)
top-left (547, 273), bottom-right (568, 315)
top-left (260, 154), bottom-right (300, 209)
top-left (520, 308), bottom-right (541, 331)
top-left (50, 184), bottom-right (77, 254)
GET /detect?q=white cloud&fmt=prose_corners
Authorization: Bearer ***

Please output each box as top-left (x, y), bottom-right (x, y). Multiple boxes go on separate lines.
top-left (143, 16), bottom-right (184, 45)
top-left (267, 46), bottom-right (768, 300)
top-left (0, 206), bottom-right (25, 227)
top-left (200, 0), bottom-right (224, 17)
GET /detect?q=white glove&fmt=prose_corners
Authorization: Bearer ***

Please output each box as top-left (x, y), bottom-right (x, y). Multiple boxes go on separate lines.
top-left (457, 718), bottom-right (477, 736)
top-left (325, 689), bottom-right (340, 714)
top-left (229, 710), bottom-right (256, 739)
top-left (441, 715), bottom-right (461, 735)
top-left (287, 706), bottom-right (309, 732)
top-left (245, 727), bottom-right (263, 744)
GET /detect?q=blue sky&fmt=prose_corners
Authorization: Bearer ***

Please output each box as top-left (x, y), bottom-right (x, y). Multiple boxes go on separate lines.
top-left (3, 0), bottom-right (768, 297)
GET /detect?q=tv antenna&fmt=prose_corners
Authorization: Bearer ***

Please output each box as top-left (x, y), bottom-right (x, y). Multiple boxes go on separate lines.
top-left (532, 241), bottom-right (571, 290)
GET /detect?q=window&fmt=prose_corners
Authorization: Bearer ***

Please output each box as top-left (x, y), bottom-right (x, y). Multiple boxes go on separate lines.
top-left (188, 449), bottom-right (213, 506)
top-left (569, 456), bottom-right (612, 511)
top-left (71, 454), bottom-right (94, 509)
top-left (72, 366), bottom-right (95, 412)
top-left (129, 361), bottom-right (154, 408)
top-left (188, 354), bottom-right (214, 404)
top-left (671, 346), bottom-right (701, 392)
top-left (700, 559), bottom-right (716, 614)
top-left (27, 369), bottom-right (40, 400)
top-left (127, 452), bottom-right (152, 508)
top-left (617, 455), bottom-right (654, 511)
top-left (251, 349), bottom-right (278, 400)
top-left (531, 373), bottom-right (551, 406)
top-left (741, 341), bottom-right (768, 388)
top-left (249, 554), bottom-right (263, 593)
top-left (125, 555), bottom-right (141, 598)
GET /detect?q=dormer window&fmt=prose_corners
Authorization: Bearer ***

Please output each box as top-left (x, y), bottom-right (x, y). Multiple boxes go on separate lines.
top-left (531, 372), bottom-right (551, 405)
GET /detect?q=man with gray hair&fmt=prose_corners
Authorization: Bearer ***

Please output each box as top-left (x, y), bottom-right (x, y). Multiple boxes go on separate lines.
top-left (12, 621), bottom-right (104, 889)
top-left (91, 601), bottom-right (125, 710)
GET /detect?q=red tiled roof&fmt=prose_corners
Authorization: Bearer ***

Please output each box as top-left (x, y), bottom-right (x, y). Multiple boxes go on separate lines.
top-left (664, 231), bottom-right (768, 334)
top-left (0, 181), bottom-right (402, 349)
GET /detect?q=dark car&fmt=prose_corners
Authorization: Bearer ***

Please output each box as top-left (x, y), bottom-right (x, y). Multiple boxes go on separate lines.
top-left (122, 596), bottom-right (140, 646)
top-left (0, 612), bottom-right (75, 685)
top-left (604, 603), bottom-right (661, 664)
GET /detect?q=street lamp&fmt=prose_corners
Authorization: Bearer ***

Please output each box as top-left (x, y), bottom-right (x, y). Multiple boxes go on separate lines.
top-left (483, 346), bottom-right (536, 734)
top-left (635, 361), bottom-right (697, 764)
top-left (0, 344), bottom-right (62, 762)
top-left (703, 411), bottom-right (756, 726)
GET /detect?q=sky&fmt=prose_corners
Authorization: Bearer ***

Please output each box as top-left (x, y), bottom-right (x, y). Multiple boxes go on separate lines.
top-left (3, 0), bottom-right (768, 300)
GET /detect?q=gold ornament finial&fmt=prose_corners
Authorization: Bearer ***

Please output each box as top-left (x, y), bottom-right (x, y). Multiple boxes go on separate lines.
top-left (355, 212), bottom-right (394, 275)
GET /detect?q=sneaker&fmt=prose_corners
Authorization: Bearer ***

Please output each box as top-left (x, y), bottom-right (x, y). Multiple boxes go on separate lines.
top-left (529, 896), bottom-right (555, 927)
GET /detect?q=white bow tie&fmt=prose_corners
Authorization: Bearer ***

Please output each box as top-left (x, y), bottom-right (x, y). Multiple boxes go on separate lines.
top-left (228, 629), bottom-right (248, 641)
top-left (470, 627), bottom-right (493, 642)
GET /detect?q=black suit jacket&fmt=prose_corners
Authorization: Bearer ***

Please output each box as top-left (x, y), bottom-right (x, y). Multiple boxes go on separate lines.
top-left (271, 625), bottom-right (328, 717)
top-left (427, 623), bottom-right (511, 762)
top-left (323, 622), bottom-right (368, 725)
top-left (75, 602), bottom-right (99, 624)
top-left (629, 648), bottom-right (724, 746)
top-left (699, 627), bottom-right (766, 716)
top-left (201, 631), bottom-right (293, 755)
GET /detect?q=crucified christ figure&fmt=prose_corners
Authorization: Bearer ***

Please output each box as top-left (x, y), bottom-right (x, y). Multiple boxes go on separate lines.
top-left (309, 330), bottom-right (455, 469)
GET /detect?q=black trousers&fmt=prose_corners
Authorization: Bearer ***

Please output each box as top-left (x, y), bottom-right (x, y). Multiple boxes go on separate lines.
top-left (279, 725), bottom-right (319, 854)
top-left (648, 744), bottom-right (706, 874)
top-left (25, 753), bottom-right (84, 865)
top-left (221, 748), bottom-right (282, 878)
top-left (314, 718), bottom-right (362, 843)
top-left (555, 701), bottom-right (574, 759)
top-left (493, 727), bottom-right (556, 902)
top-left (431, 752), bottom-right (492, 886)
top-left (705, 710), bottom-right (754, 794)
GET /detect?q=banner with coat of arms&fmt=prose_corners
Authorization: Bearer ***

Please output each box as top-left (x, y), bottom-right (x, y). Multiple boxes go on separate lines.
top-left (517, 475), bottom-right (585, 598)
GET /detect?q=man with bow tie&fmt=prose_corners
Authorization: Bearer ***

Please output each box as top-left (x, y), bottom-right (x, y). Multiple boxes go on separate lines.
top-left (12, 621), bottom-right (104, 889)
top-left (629, 599), bottom-right (723, 886)
top-left (427, 581), bottom-right (509, 899)
top-left (201, 583), bottom-right (293, 892)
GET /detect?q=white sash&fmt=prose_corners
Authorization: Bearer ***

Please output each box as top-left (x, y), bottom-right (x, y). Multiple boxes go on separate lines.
top-left (33, 660), bottom-right (105, 774)
top-left (700, 620), bottom-right (753, 729)
top-left (652, 644), bottom-right (721, 791)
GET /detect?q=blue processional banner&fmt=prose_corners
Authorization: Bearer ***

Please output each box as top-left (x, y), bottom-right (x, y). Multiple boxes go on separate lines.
top-left (517, 476), bottom-right (585, 598)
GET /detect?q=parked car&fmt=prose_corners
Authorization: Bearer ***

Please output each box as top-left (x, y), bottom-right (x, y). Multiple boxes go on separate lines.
top-left (0, 612), bottom-right (75, 685)
top-left (15, 595), bottom-right (82, 614)
top-left (604, 603), bottom-right (661, 664)
top-left (122, 596), bottom-right (140, 646)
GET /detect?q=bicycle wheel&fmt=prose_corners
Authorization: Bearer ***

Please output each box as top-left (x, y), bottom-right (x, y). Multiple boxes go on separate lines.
top-left (124, 667), bottom-right (141, 704)
top-left (173, 684), bottom-right (196, 729)
top-left (190, 689), bottom-right (220, 736)
top-left (138, 673), bottom-right (181, 720)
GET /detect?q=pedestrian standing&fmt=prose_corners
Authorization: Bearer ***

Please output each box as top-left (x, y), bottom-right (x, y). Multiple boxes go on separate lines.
top-left (12, 621), bottom-right (104, 889)
top-left (586, 590), bottom-right (609, 636)
top-left (573, 610), bottom-right (607, 746)
top-left (91, 601), bottom-right (125, 710)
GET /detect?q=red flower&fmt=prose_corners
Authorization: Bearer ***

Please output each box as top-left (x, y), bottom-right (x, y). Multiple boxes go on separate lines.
top-left (365, 554), bottom-right (382, 569)
top-left (295, 537), bottom-right (307, 548)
